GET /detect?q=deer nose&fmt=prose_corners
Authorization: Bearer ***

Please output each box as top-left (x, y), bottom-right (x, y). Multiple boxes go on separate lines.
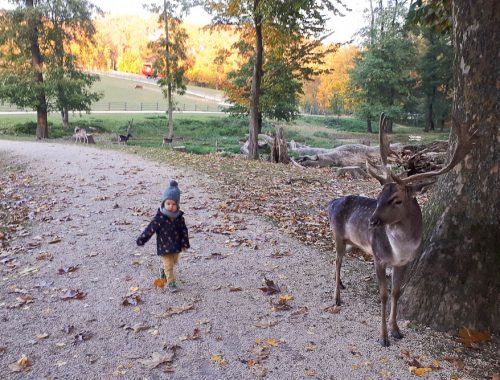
top-left (369, 216), bottom-right (381, 227)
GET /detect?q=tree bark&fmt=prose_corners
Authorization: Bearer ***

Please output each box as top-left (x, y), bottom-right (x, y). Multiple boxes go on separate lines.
top-left (61, 108), bottom-right (70, 129)
top-left (164, 0), bottom-right (173, 139)
top-left (248, 0), bottom-right (263, 160)
top-left (400, 0), bottom-right (500, 332)
top-left (27, 0), bottom-right (48, 139)
top-left (367, 115), bottom-right (373, 133)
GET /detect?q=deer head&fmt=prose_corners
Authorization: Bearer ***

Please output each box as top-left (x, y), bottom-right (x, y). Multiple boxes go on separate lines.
top-left (366, 113), bottom-right (475, 228)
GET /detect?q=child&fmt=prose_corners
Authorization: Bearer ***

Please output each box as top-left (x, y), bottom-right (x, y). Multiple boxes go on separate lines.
top-left (136, 180), bottom-right (190, 292)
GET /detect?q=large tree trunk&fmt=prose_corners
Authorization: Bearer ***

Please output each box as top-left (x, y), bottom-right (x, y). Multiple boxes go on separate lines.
top-left (400, 0), bottom-right (500, 332)
top-left (61, 108), bottom-right (70, 129)
top-left (248, 0), bottom-right (263, 160)
top-left (425, 89), bottom-right (436, 132)
top-left (164, 0), bottom-right (173, 139)
top-left (27, 0), bottom-right (48, 139)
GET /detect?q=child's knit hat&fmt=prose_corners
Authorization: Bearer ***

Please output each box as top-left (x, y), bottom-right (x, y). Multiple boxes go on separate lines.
top-left (162, 180), bottom-right (181, 205)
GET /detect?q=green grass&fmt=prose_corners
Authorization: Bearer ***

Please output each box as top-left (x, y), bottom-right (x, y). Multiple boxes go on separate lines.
top-left (90, 75), bottom-right (224, 112)
top-left (0, 112), bottom-right (449, 154)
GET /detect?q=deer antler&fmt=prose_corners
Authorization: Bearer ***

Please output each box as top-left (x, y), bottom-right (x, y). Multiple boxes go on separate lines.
top-left (399, 116), bottom-right (475, 185)
top-left (366, 113), bottom-right (400, 185)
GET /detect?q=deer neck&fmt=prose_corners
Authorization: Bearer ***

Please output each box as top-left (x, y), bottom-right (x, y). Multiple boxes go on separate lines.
top-left (385, 200), bottom-right (422, 266)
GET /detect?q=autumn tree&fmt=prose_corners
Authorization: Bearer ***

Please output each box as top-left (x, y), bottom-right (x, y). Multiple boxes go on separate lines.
top-left (0, 0), bottom-right (102, 135)
top-left (349, 1), bottom-right (416, 133)
top-left (43, 0), bottom-right (102, 129)
top-left (222, 26), bottom-right (315, 125)
top-left (0, 0), bottom-right (48, 138)
top-left (408, 2), bottom-right (453, 132)
top-left (205, 0), bottom-right (347, 159)
top-left (315, 45), bottom-right (360, 116)
top-left (146, 0), bottom-right (193, 139)
top-left (400, 0), bottom-right (499, 333)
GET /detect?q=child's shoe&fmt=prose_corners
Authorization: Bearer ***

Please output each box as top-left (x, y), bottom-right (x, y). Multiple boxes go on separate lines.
top-left (167, 282), bottom-right (178, 293)
top-left (159, 267), bottom-right (166, 280)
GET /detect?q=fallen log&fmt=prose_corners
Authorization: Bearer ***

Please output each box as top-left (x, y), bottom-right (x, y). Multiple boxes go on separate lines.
top-left (295, 143), bottom-right (403, 168)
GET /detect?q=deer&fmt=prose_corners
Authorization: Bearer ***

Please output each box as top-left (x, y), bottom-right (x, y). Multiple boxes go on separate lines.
top-left (119, 119), bottom-right (133, 144)
top-left (73, 126), bottom-right (88, 144)
top-left (162, 136), bottom-right (173, 147)
top-left (327, 113), bottom-right (475, 346)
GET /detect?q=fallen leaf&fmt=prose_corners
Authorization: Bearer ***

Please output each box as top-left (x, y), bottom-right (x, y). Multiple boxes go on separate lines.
top-left (255, 320), bottom-right (279, 329)
top-left (279, 294), bottom-right (294, 302)
top-left (305, 342), bottom-right (316, 352)
top-left (58, 265), bottom-right (78, 274)
top-left (409, 366), bottom-right (433, 376)
top-left (73, 331), bottom-right (92, 344)
top-left (162, 303), bottom-right (194, 317)
top-left (180, 328), bottom-right (201, 341)
top-left (457, 327), bottom-right (491, 347)
top-left (36, 333), bottom-right (49, 340)
top-left (443, 356), bottom-right (465, 370)
top-left (305, 368), bottom-right (317, 376)
top-left (9, 354), bottom-right (31, 373)
top-left (264, 338), bottom-right (279, 347)
top-left (259, 278), bottom-right (281, 295)
top-left (380, 369), bottom-right (391, 378)
top-left (122, 294), bottom-right (142, 306)
top-left (122, 323), bottom-right (150, 333)
top-left (211, 354), bottom-right (227, 366)
top-left (323, 305), bottom-right (341, 314)
top-left (154, 278), bottom-right (166, 289)
top-left (229, 286), bottom-right (242, 292)
top-left (138, 352), bottom-right (174, 369)
top-left (61, 290), bottom-right (86, 300)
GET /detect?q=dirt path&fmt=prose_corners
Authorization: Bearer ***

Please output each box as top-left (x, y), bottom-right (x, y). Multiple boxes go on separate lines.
top-left (0, 140), bottom-right (496, 379)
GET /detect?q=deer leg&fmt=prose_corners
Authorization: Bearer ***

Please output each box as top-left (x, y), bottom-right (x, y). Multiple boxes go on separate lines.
top-left (334, 239), bottom-right (346, 306)
top-left (389, 265), bottom-right (406, 339)
top-left (374, 260), bottom-right (389, 347)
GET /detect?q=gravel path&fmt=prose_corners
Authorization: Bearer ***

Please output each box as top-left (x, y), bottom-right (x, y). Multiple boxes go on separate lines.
top-left (0, 140), bottom-right (496, 379)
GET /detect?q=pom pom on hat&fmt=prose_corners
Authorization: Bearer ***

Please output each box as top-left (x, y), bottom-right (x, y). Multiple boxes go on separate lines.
top-left (162, 180), bottom-right (181, 205)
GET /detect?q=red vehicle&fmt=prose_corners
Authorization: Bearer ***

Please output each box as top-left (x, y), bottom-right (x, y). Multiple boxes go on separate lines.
top-left (142, 62), bottom-right (154, 77)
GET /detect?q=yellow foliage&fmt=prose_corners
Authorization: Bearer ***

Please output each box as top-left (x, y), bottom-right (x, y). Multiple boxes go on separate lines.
top-left (302, 45), bottom-right (360, 114)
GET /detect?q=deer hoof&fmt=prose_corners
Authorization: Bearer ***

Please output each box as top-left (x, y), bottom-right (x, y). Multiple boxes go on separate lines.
top-left (391, 329), bottom-right (404, 340)
top-left (340, 280), bottom-right (346, 290)
top-left (378, 337), bottom-right (390, 347)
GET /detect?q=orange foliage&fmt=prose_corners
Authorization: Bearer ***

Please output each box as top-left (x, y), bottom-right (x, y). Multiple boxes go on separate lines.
top-left (301, 45), bottom-right (360, 114)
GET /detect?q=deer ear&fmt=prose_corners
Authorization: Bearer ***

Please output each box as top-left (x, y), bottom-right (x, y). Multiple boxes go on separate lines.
top-left (408, 180), bottom-right (436, 195)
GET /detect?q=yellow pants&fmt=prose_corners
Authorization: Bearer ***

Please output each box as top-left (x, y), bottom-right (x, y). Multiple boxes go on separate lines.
top-left (160, 253), bottom-right (180, 283)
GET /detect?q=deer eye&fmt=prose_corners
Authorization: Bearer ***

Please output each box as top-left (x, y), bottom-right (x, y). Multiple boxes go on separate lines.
top-left (394, 200), bottom-right (403, 205)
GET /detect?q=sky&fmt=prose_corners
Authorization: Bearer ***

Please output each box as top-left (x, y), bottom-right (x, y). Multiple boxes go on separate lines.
top-left (0, 0), bottom-right (368, 44)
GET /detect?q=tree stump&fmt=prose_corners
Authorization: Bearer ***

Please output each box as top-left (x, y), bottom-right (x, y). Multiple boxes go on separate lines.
top-left (270, 127), bottom-right (290, 164)
top-left (86, 134), bottom-right (95, 144)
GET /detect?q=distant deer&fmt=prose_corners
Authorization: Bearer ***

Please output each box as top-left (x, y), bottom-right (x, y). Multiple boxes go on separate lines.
top-left (119, 120), bottom-right (133, 143)
top-left (327, 113), bottom-right (474, 346)
top-left (162, 136), bottom-right (173, 147)
top-left (74, 126), bottom-right (88, 144)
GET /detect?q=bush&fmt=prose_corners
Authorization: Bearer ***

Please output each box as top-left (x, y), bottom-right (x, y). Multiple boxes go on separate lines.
top-left (13, 122), bottom-right (37, 135)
